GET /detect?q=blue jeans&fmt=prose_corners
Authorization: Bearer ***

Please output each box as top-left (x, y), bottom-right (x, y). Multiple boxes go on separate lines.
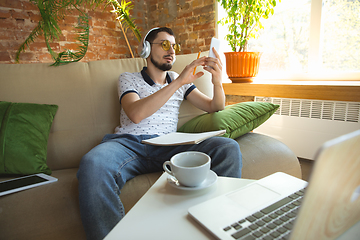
top-left (77, 134), bottom-right (242, 240)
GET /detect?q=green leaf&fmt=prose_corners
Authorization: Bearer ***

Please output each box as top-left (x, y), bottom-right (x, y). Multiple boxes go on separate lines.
top-left (51, 13), bottom-right (90, 66)
top-left (15, 23), bottom-right (43, 63)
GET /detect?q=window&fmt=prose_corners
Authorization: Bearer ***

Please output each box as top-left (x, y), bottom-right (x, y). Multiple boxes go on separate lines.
top-left (216, 0), bottom-right (360, 80)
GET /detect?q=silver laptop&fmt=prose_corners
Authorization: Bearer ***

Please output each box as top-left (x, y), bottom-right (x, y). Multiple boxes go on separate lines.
top-left (188, 130), bottom-right (360, 240)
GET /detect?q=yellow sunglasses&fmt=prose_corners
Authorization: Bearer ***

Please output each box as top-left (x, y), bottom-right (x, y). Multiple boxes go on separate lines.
top-left (151, 40), bottom-right (181, 54)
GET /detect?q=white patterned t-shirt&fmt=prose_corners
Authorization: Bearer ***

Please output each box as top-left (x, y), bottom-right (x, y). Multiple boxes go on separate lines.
top-left (114, 67), bottom-right (196, 135)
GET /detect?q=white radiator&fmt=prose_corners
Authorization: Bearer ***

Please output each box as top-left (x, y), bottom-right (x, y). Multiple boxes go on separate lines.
top-left (254, 97), bottom-right (360, 160)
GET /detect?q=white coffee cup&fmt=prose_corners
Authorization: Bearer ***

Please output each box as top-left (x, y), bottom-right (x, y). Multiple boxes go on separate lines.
top-left (163, 151), bottom-right (211, 187)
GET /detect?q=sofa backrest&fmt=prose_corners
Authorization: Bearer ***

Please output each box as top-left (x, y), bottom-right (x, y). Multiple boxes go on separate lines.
top-left (0, 52), bottom-right (212, 171)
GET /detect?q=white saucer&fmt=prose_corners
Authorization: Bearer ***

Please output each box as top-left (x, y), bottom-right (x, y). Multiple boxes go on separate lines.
top-left (166, 170), bottom-right (218, 191)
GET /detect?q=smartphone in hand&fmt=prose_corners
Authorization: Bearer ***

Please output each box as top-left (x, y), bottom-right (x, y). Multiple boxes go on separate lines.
top-left (209, 38), bottom-right (221, 58)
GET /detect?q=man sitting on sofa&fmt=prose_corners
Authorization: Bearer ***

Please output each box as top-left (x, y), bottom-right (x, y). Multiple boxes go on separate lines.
top-left (77, 27), bottom-right (242, 240)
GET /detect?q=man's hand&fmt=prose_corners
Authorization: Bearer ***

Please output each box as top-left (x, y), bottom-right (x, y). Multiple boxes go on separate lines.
top-left (185, 48), bottom-right (225, 113)
top-left (176, 48), bottom-right (223, 86)
top-left (175, 56), bottom-right (206, 85)
top-left (204, 48), bottom-right (223, 86)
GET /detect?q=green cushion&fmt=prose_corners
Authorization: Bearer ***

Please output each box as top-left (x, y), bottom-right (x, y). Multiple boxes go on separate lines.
top-left (178, 101), bottom-right (279, 139)
top-left (0, 101), bottom-right (58, 175)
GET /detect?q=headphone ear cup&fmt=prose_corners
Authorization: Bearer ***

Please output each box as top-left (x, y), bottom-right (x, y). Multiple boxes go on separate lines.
top-left (139, 41), bottom-right (151, 58)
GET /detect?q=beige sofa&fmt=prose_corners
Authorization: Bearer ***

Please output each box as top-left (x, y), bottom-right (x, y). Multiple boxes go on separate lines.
top-left (0, 52), bottom-right (301, 240)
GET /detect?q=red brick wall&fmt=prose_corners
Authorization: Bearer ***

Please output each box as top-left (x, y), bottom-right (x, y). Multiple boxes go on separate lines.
top-left (146, 0), bottom-right (216, 54)
top-left (0, 0), bottom-right (215, 64)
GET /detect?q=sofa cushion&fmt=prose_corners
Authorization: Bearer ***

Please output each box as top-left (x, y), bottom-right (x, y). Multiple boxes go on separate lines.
top-left (0, 101), bottom-right (58, 175)
top-left (177, 101), bottom-right (279, 139)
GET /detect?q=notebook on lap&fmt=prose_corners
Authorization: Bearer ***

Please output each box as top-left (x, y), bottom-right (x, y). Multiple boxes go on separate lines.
top-left (188, 130), bottom-right (360, 240)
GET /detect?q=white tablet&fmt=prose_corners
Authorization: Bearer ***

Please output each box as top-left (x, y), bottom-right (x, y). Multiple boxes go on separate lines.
top-left (209, 37), bottom-right (221, 58)
top-left (0, 173), bottom-right (58, 196)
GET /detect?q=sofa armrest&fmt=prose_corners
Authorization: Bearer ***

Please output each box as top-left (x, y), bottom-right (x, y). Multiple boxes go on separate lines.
top-left (235, 132), bottom-right (302, 180)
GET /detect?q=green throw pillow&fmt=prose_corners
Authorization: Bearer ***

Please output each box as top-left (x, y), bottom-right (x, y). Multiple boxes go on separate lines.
top-left (0, 101), bottom-right (58, 175)
top-left (178, 101), bottom-right (279, 139)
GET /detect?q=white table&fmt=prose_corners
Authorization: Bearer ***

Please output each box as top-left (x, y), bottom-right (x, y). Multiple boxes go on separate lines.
top-left (105, 173), bottom-right (254, 240)
top-left (105, 173), bottom-right (360, 240)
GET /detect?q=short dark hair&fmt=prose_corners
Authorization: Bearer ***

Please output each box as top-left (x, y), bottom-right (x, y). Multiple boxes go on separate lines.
top-left (145, 27), bottom-right (175, 43)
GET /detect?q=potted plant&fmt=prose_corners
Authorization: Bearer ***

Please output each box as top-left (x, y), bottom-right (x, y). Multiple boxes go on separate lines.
top-left (217, 0), bottom-right (280, 81)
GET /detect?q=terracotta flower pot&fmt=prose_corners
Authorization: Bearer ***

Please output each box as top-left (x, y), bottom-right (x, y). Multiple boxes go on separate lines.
top-left (224, 52), bottom-right (262, 82)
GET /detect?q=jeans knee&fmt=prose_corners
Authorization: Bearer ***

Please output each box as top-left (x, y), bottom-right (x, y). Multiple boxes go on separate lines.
top-left (77, 152), bottom-right (108, 182)
top-left (212, 137), bottom-right (241, 154)
top-left (206, 137), bottom-right (242, 178)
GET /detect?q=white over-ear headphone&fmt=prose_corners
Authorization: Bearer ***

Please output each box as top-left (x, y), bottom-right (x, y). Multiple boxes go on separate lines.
top-left (139, 27), bottom-right (160, 59)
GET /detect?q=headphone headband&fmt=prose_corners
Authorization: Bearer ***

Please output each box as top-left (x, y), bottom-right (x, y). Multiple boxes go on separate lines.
top-left (143, 27), bottom-right (160, 44)
top-left (139, 27), bottom-right (160, 59)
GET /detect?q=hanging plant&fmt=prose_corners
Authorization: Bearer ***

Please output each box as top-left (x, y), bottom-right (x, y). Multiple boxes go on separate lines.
top-left (15, 0), bottom-right (141, 66)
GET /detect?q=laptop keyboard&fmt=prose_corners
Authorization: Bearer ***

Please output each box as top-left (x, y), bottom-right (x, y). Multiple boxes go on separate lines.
top-left (223, 188), bottom-right (305, 240)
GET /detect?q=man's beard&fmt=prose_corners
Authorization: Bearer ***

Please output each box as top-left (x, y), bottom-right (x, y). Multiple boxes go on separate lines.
top-left (150, 55), bottom-right (173, 71)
